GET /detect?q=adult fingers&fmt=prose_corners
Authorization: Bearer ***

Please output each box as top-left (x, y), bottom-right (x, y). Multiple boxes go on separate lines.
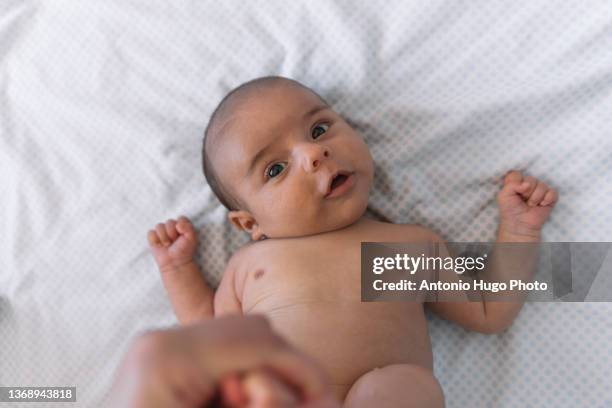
top-left (188, 316), bottom-right (331, 402)
top-left (262, 349), bottom-right (332, 403)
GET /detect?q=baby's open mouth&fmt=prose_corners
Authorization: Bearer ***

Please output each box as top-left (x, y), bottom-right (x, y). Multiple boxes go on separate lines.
top-left (331, 174), bottom-right (348, 190)
top-left (325, 171), bottom-right (355, 198)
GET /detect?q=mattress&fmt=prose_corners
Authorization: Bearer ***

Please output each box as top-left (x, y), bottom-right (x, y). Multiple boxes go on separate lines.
top-left (1, 1), bottom-right (611, 407)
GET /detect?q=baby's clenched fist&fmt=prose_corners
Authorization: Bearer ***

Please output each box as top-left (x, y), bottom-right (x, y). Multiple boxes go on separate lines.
top-left (497, 170), bottom-right (558, 239)
top-left (147, 216), bottom-right (198, 273)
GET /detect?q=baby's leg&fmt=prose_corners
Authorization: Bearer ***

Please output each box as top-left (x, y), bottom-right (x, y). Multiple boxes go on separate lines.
top-left (343, 364), bottom-right (444, 408)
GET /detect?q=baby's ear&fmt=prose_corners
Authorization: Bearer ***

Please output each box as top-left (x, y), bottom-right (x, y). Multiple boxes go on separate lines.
top-left (228, 210), bottom-right (254, 231)
top-left (227, 211), bottom-right (264, 241)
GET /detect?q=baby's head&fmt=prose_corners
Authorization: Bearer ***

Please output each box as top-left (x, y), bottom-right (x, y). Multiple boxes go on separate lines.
top-left (202, 76), bottom-right (374, 240)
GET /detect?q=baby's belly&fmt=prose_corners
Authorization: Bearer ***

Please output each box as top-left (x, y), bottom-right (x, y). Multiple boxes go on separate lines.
top-left (249, 299), bottom-right (433, 387)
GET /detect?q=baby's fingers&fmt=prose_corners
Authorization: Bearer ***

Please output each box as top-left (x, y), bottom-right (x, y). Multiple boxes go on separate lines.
top-left (518, 176), bottom-right (538, 199)
top-left (147, 230), bottom-right (162, 247)
top-left (243, 368), bottom-right (299, 407)
top-left (503, 170), bottom-right (523, 185)
top-left (176, 216), bottom-right (196, 239)
top-left (155, 223), bottom-right (171, 246)
top-left (498, 178), bottom-right (529, 200)
top-left (540, 189), bottom-right (558, 206)
top-left (527, 181), bottom-right (548, 207)
top-left (165, 219), bottom-right (178, 241)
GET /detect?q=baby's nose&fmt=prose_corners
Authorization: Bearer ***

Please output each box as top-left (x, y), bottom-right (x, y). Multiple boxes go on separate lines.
top-left (299, 143), bottom-right (330, 172)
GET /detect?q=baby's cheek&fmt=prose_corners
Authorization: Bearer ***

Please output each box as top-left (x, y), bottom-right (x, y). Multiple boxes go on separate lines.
top-left (263, 190), bottom-right (319, 233)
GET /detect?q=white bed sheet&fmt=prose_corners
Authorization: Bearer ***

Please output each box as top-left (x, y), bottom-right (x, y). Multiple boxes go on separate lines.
top-left (1, 1), bottom-right (611, 407)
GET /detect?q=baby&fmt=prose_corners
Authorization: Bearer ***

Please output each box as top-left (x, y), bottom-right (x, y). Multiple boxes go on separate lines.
top-left (147, 76), bottom-right (558, 407)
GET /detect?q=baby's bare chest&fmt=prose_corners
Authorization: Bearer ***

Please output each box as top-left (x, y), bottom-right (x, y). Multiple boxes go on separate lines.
top-left (240, 240), bottom-right (362, 311)
top-left (237, 220), bottom-right (431, 309)
top-left (237, 220), bottom-right (431, 311)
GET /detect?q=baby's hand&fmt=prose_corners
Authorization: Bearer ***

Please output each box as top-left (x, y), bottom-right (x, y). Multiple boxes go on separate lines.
top-left (497, 171), bottom-right (558, 239)
top-left (220, 370), bottom-right (300, 408)
top-left (147, 216), bottom-right (198, 273)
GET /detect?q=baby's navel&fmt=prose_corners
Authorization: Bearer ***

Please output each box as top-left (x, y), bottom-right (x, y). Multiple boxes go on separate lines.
top-left (253, 269), bottom-right (265, 280)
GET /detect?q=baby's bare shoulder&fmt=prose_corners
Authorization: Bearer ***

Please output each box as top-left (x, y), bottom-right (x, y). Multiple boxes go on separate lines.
top-left (227, 238), bottom-right (293, 268)
top-left (227, 241), bottom-right (258, 269)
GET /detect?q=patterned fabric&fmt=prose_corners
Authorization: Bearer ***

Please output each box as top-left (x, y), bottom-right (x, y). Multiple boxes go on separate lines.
top-left (0, 1), bottom-right (610, 407)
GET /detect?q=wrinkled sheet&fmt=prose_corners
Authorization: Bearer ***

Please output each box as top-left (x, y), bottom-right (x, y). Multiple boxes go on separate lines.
top-left (1, 1), bottom-right (611, 407)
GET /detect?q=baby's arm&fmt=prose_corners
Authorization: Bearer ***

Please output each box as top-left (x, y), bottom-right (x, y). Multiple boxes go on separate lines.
top-left (148, 216), bottom-right (214, 324)
top-left (214, 259), bottom-right (243, 317)
top-left (426, 171), bottom-right (558, 333)
top-left (161, 262), bottom-right (214, 325)
top-left (482, 170), bottom-right (558, 327)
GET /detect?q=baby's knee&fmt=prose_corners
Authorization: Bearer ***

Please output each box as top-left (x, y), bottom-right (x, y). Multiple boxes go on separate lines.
top-left (374, 365), bottom-right (444, 408)
top-left (344, 364), bottom-right (445, 408)
top-left (394, 365), bottom-right (444, 408)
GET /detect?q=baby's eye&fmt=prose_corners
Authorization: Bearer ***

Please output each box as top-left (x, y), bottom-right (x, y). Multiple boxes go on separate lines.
top-left (311, 123), bottom-right (329, 139)
top-left (266, 162), bottom-right (286, 179)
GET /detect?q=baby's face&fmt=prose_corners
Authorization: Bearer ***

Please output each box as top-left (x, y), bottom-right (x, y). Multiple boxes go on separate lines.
top-left (211, 83), bottom-right (374, 239)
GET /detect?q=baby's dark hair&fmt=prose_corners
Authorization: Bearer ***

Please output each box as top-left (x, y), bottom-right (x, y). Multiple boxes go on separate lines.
top-left (202, 76), bottom-right (329, 211)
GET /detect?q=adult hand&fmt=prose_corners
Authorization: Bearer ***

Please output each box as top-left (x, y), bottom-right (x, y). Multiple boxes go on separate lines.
top-left (110, 315), bottom-right (340, 408)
